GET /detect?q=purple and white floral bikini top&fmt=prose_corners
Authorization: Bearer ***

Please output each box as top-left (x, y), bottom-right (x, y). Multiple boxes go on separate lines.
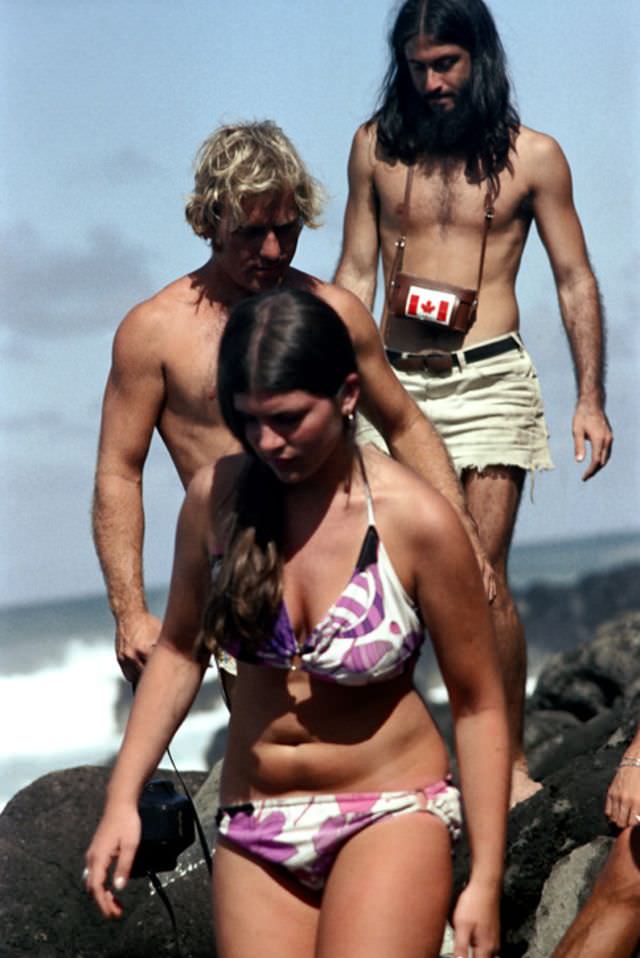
top-left (212, 466), bottom-right (424, 686)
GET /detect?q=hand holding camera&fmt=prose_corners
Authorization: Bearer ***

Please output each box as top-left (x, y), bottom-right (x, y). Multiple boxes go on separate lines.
top-left (84, 794), bottom-right (142, 919)
top-left (84, 778), bottom-right (195, 919)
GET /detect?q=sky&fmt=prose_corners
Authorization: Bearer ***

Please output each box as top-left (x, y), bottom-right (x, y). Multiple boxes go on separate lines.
top-left (1, 0), bottom-right (638, 607)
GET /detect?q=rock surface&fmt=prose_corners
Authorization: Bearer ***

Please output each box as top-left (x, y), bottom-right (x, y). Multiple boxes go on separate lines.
top-left (522, 836), bottom-right (613, 958)
top-left (449, 607), bottom-right (640, 957)
top-left (0, 766), bottom-right (210, 958)
top-left (2, 564), bottom-right (639, 957)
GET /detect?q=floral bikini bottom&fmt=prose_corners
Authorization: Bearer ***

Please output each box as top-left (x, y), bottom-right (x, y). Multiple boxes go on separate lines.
top-left (215, 779), bottom-right (462, 891)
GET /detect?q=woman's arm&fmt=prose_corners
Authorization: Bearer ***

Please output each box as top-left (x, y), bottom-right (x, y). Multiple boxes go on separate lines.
top-left (85, 469), bottom-right (213, 917)
top-left (606, 725), bottom-right (640, 829)
top-left (411, 489), bottom-right (509, 958)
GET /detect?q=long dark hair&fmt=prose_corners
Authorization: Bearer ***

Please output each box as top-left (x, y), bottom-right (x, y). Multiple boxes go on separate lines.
top-left (372, 0), bottom-right (520, 192)
top-left (202, 288), bottom-right (358, 655)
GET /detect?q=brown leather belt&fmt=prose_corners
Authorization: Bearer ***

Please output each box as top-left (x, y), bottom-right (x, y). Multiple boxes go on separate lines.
top-left (386, 334), bottom-right (521, 373)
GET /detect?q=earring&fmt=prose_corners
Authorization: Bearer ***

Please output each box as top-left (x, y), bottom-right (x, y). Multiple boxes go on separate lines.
top-left (344, 410), bottom-right (356, 434)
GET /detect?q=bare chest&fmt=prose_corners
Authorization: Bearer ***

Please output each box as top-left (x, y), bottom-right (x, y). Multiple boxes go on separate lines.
top-left (162, 308), bottom-right (227, 424)
top-left (375, 161), bottom-right (530, 240)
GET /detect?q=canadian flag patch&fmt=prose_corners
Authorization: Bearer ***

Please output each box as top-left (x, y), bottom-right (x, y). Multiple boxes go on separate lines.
top-left (405, 285), bottom-right (456, 326)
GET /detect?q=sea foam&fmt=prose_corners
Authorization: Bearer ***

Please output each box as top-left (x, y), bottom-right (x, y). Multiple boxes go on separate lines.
top-left (1, 639), bottom-right (227, 811)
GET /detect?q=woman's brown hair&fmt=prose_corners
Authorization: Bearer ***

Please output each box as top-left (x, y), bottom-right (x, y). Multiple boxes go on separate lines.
top-left (201, 288), bottom-right (358, 657)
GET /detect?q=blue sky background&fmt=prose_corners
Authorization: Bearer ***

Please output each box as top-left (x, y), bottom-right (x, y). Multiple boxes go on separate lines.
top-left (1, 1), bottom-right (638, 606)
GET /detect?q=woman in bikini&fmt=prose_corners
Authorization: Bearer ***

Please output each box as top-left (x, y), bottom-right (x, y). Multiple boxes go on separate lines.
top-left (85, 287), bottom-right (509, 958)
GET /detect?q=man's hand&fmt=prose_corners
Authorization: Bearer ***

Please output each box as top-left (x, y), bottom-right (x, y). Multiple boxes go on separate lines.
top-left (463, 513), bottom-right (496, 603)
top-left (573, 397), bottom-right (613, 481)
top-left (116, 611), bottom-right (162, 684)
top-left (475, 542), bottom-right (497, 604)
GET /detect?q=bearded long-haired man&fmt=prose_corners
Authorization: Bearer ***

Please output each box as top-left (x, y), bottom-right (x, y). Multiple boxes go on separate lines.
top-left (335, 0), bottom-right (613, 808)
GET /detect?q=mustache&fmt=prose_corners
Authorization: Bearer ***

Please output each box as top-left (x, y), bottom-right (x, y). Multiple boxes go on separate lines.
top-left (423, 92), bottom-right (456, 106)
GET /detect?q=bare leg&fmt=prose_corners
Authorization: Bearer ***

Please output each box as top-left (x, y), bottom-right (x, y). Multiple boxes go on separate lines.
top-left (317, 811), bottom-right (452, 958)
top-left (552, 827), bottom-right (640, 958)
top-left (213, 838), bottom-right (319, 958)
top-left (463, 466), bottom-right (539, 807)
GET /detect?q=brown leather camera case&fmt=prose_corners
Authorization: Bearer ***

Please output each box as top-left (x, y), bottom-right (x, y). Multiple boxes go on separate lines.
top-left (382, 166), bottom-right (494, 353)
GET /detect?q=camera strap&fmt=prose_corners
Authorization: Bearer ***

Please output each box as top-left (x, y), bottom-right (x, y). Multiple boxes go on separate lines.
top-left (386, 164), bottom-right (495, 309)
top-left (128, 681), bottom-right (213, 957)
top-left (129, 679), bottom-right (212, 876)
top-left (147, 870), bottom-right (181, 949)
top-left (134, 749), bottom-right (212, 958)
top-left (165, 745), bottom-right (213, 876)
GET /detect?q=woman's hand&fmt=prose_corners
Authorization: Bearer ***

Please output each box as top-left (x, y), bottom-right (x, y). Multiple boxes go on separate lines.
top-left (605, 763), bottom-right (640, 829)
top-left (84, 802), bottom-right (141, 918)
top-left (452, 880), bottom-right (501, 958)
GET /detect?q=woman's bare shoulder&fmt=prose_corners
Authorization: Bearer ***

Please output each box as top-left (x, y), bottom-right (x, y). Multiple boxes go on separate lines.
top-left (360, 445), bottom-right (459, 542)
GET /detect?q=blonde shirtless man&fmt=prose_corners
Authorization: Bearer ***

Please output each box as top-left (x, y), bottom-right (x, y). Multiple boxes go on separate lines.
top-left (93, 120), bottom-right (488, 703)
top-left (334, 0), bottom-right (612, 806)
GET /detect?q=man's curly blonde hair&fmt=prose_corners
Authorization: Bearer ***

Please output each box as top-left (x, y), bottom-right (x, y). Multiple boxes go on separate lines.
top-left (185, 121), bottom-right (324, 243)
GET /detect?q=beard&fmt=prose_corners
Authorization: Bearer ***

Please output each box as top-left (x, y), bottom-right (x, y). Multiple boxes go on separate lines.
top-left (406, 81), bottom-right (478, 156)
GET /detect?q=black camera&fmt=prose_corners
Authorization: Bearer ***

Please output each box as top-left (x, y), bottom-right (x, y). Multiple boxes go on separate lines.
top-left (130, 779), bottom-right (195, 878)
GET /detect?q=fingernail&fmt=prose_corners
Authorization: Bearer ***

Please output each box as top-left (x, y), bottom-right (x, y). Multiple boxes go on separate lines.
top-left (114, 876), bottom-right (126, 891)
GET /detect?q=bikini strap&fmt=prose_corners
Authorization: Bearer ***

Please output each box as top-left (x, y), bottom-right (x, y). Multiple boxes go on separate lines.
top-left (355, 446), bottom-right (376, 527)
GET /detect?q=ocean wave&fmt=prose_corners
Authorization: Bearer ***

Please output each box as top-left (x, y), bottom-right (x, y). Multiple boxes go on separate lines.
top-left (1, 640), bottom-right (228, 811)
top-left (2, 641), bottom-right (120, 758)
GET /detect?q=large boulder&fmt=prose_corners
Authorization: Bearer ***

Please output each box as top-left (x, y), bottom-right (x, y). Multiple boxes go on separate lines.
top-left (525, 612), bottom-right (640, 780)
top-left (449, 612), bottom-right (640, 956)
top-left (522, 836), bottom-right (613, 958)
top-left (451, 744), bottom-right (620, 957)
top-left (530, 611), bottom-right (640, 718)
top-left (0, 766), bottom-right (210, 958)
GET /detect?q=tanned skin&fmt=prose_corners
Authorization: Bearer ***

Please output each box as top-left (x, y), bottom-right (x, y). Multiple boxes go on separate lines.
top-left (93, 190), bottom-right (488, 692)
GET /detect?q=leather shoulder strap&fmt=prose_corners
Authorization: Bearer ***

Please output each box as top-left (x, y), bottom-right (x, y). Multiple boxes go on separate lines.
top-left (387, 166), bottom-right (495, 308)
top-left (386, 165), bottom-right (414, 305)
top-left (475, 190), bottom-right (495, 292)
